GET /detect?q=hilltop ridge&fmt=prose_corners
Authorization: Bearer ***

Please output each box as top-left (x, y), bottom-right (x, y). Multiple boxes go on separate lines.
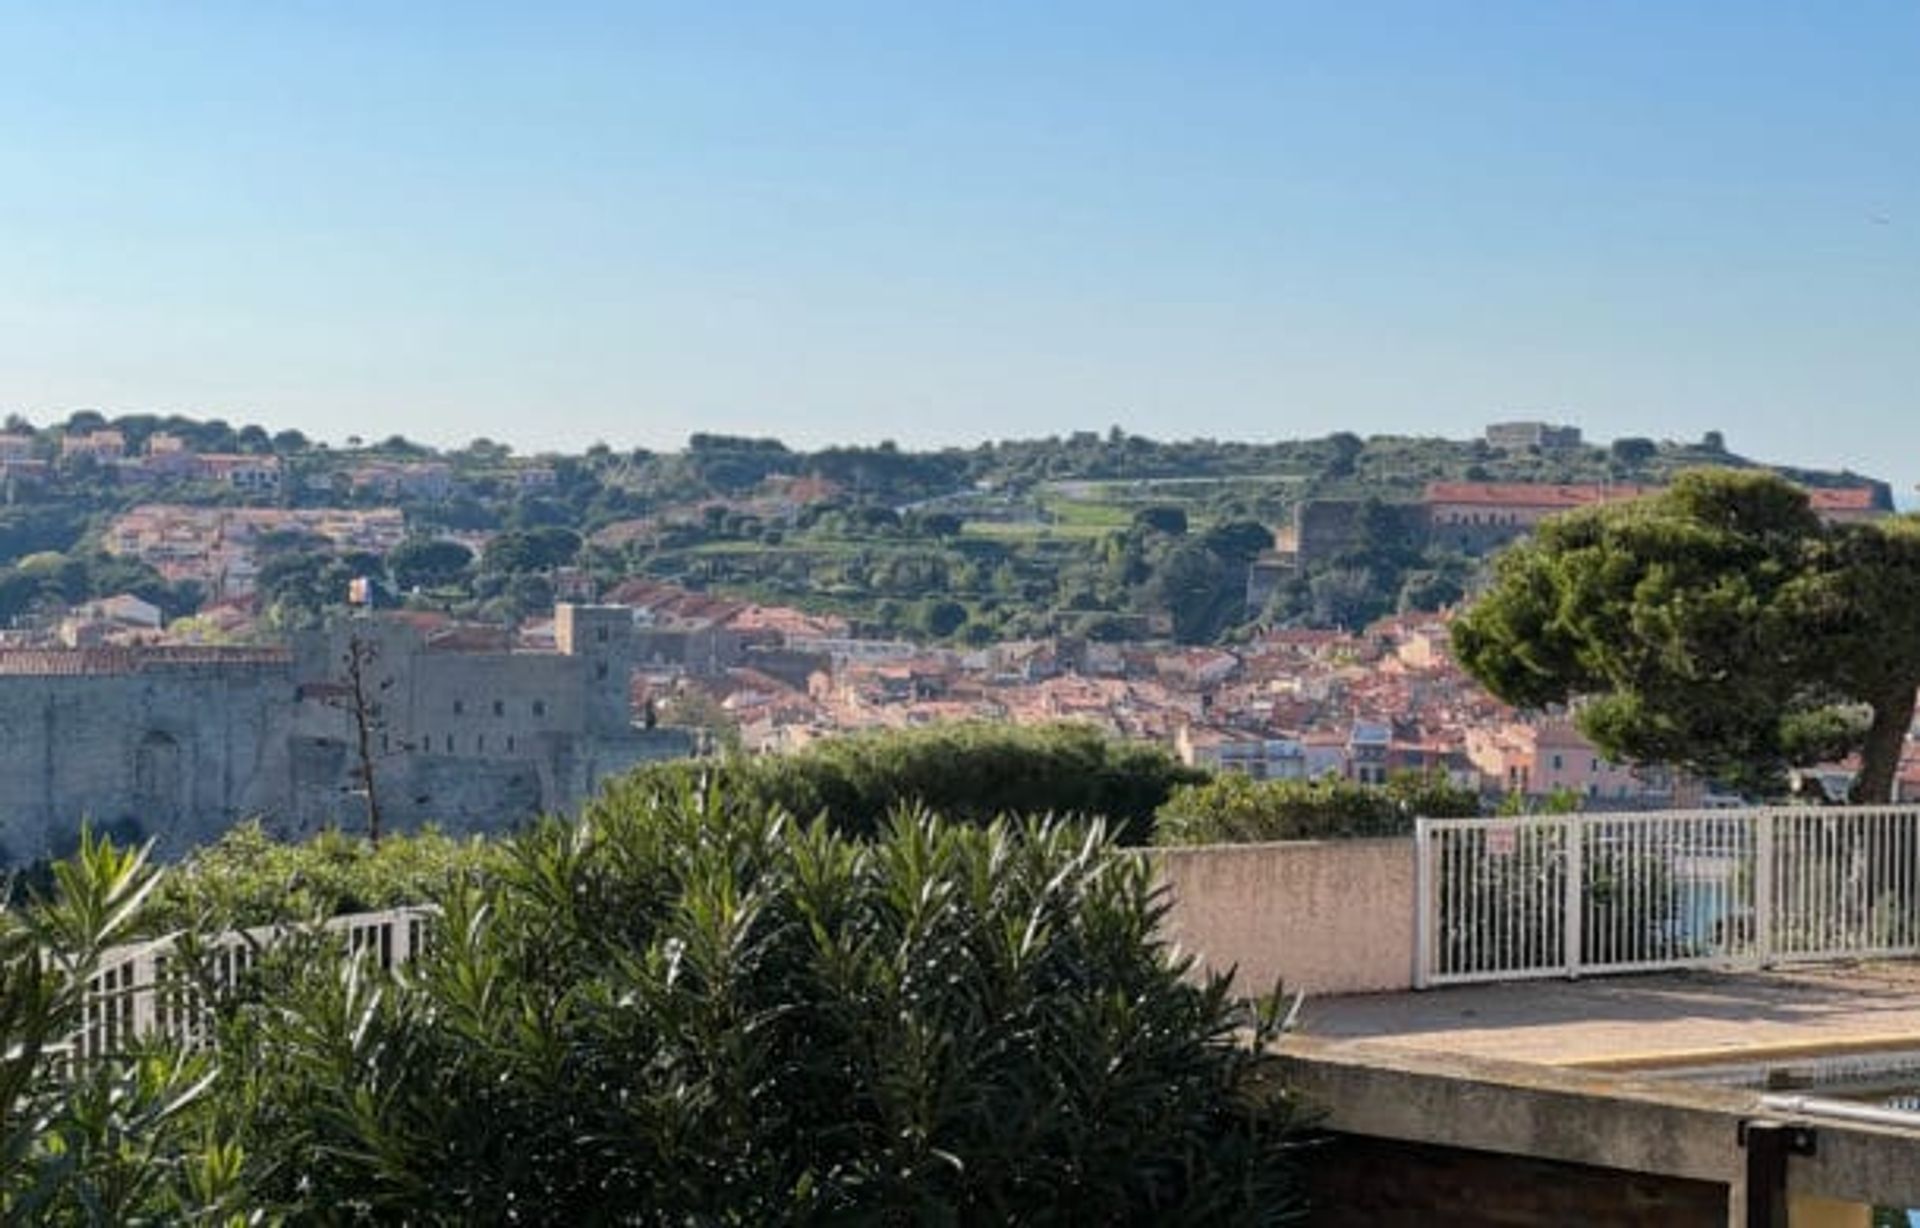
top-left (0, 411), bottom-right (1891, 647)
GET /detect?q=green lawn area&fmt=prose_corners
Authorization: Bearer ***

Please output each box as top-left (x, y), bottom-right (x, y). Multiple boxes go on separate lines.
top-left (684, 536), bottom-right (871, 557)
top-left (961, 517), bottom-right (1113, 542)
top-left (1046, 498), bottom-right (1134, 529)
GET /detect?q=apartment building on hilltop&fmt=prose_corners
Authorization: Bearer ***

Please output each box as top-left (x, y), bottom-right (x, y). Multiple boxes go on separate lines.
top-left (1424, 481), bottom-right (1888, 555)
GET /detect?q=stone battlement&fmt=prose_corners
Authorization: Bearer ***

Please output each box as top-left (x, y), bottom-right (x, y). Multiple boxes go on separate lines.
top-left (0, 646), bottom-right (292, 676)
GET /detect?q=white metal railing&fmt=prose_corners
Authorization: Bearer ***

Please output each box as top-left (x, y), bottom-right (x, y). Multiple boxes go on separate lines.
top-left (67, 906), bottom-right (435, 1064)
top-left (1415, 806), bottom-right (1920, 987)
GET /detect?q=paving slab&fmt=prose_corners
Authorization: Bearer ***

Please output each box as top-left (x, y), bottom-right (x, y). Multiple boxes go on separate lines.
top-left (1298, 960), bottom-right (1920, 1067)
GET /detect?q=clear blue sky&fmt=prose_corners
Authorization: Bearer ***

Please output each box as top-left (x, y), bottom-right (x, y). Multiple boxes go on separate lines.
top-left (2, 2), bottom-right (1915, 489)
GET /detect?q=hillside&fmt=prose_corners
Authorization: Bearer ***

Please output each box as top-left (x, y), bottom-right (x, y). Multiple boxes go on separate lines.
top-left (0, 413), bottom-right (1891, 644)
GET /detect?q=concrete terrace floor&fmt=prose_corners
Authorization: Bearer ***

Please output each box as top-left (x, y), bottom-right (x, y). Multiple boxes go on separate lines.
top-left (1298, 960), bottom-right (1920, 1068)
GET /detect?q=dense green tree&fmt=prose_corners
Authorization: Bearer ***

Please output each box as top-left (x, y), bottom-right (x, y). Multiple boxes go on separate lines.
top-left (913, 510), bottom-right (964, 538)
top-left (1302, 566), bottom-right (1380, 630)
top-left (389, 537), bottom-right (475, 590)
top-left (1393, 573), bottom-right (1450, 613)
top-left (918, 597), bottom-right (969, 638)
top-left (376, 434), bottom-right (431, 456)
top-left (1321, 431), bottom-right (1364, 478)
top-left (1164, 545), bottom-right (1233, 641)
top-left (257, 550), bottom-right (366, 625)
top-left (1201, 518), bottom-right (1274, 563)
top-left (1133, 505), bottom-right (1189, 536)
top-left (1609, 437), bottom-right (1657, 465)
top-left (503, 572), bottom-right (554, 617)
top-left (480, 526), bottom-right (581, 574)
top-left (1789, 515), bottom-right (1920, 801)
top-left (1452, 469), bottom-right (1920, 800)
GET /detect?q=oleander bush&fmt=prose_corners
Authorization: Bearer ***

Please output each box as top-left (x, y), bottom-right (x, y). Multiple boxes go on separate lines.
top-left (1, 833), bottom-right (252, 1224)
top-left (5, 787), bottom-right (1310, 1224)
top-left (139, 820), bottom-right (499, 937)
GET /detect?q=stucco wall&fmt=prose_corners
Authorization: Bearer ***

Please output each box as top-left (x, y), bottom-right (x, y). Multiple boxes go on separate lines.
top-left (1153, 838), bottom-right (1417, 996)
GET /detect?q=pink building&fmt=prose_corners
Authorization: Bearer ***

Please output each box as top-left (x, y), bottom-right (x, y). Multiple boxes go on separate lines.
top-left (1466, 720), bottom-right (1653, 804)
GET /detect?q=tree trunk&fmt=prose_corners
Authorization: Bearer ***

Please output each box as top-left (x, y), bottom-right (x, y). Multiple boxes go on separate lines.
top-left (1851, 685), bottom-right (1918, 803)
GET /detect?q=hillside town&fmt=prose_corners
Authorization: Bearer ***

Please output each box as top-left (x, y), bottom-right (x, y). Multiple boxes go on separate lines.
top-left (17, 564), bottom-right (1920, 822)
top-left (0, 418), bottom-right (1911, 842)
top-left (16, 9), bottom-right (1920, 1220)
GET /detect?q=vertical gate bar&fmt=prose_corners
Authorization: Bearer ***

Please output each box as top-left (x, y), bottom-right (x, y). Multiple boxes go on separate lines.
top-left (1911, 808), bottom-right (1920, 950)
top-left (1639, 819), bottom-right (1652, 963)
top-left (1472, 828), bottom-right (1484, 975)
top-left (1413, 818), bottom-right (1433, 989)
top-left (1755, 810), bottom-right (1775, 967)
top-left (1564, 815), bottom-right (1583, 977)
top-left (1823, 814), bottom-right (1834, 954)
top-left (1909, 808), bottom-right (1919, 949)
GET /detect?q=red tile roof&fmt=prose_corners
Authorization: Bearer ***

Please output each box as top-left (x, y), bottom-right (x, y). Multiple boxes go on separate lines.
top-left (1426, 481), bottom-right (1881, 513)
top-left (1805, 486), bottom-right (1881, 511)
top-left (1425, 482), bottom-right (1658, 509)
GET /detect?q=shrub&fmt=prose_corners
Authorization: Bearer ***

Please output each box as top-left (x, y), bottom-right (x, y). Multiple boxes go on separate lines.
top-left (139, 820), bottom-right (500, 936)
top-left (6, 794), bottom-right (1311, 1223)
top-left (621, 722), bottom-right (1204, 845)
top-left (1, 832), bottom-right (250, 1222)
top-left (209, 787), bottom-right (1309, 1221)
top-left (1155, 771), bottom-right (1482, 845)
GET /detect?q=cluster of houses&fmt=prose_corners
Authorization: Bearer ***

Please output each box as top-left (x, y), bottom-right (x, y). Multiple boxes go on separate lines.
top-left (105, 505), bottom-right (408, 599)
top-left (569, 581), bottom-right (1920, 806)
top-left (0, 429), bottom-right (289, 491)
top-left (2, 429), bottom-right (566, 504)
top-left (100, 503), bottom-right (1899, 811)
top-left (19, 560), bottom-right (1920, 807)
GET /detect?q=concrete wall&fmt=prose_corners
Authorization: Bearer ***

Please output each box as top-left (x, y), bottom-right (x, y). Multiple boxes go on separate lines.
top-left (1307, 1135), bottom-right (1727, 1227)
top-left (1153, 838), bottom-right (1417, 996)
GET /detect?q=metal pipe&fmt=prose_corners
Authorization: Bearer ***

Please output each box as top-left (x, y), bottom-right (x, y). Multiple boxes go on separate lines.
top-left (1758, 1094), bottom-right (1920, 1130)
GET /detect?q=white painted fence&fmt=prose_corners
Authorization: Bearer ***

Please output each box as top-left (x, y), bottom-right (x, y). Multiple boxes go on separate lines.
top-left (70, 906), bottom-right (435, 1063)
top-left (1415, 807), bottom-right (1920, 987)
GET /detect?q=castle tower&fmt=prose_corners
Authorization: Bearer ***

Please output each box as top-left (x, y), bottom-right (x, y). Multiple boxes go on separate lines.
top-left (555, 603), bottom-right (636, 734)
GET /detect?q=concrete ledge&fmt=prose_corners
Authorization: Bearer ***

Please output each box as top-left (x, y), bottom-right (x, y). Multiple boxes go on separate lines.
top-left (1567, 1033), bottom-right (1920, 1074)
top-left (1272, 1034), bottom-right (1920, 1212)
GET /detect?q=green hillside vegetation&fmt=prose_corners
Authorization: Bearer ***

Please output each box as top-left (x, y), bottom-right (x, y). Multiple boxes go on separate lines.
top-left (0, 411), bottom-right (1886, 642)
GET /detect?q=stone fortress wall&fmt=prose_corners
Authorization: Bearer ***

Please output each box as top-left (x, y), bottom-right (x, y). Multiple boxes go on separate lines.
top-left (0, 605), bottom-right (694, 864)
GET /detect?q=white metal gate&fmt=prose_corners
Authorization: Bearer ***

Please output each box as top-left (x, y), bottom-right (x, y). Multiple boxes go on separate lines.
top-left (1415, 807), bottom-right (1920, 987)
top-left (69, 906), bottom-right (435, 1064)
